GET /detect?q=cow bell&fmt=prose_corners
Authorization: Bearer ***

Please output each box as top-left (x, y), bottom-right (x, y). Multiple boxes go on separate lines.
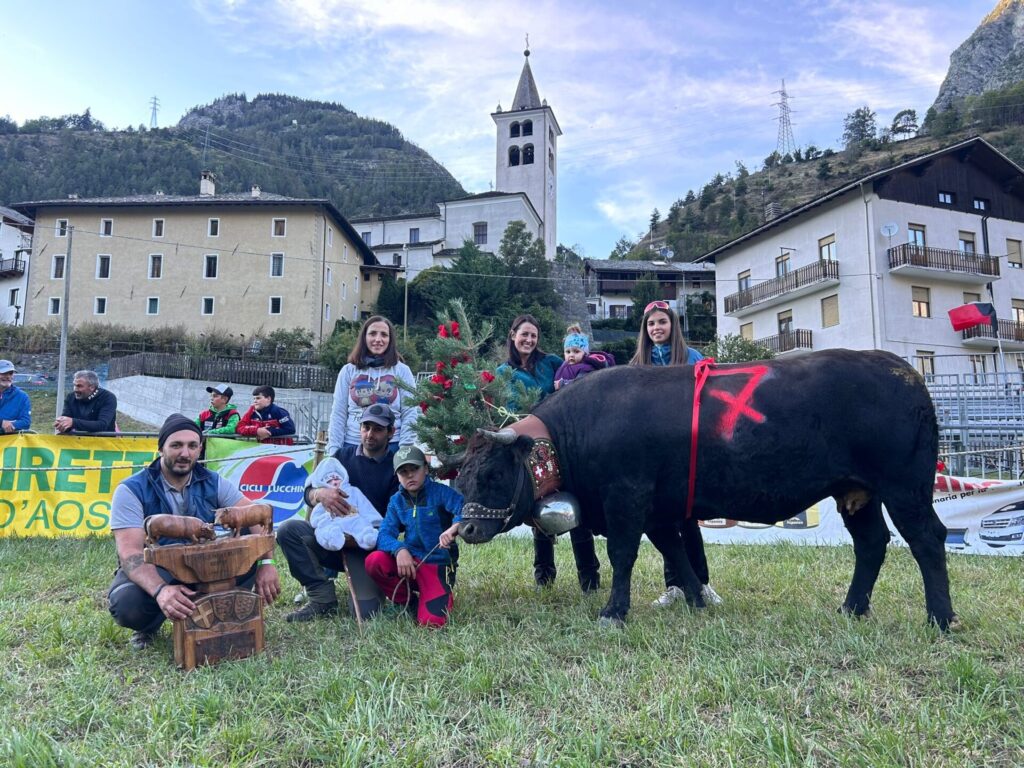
top-left (532, 492), bottom-right (581, 536)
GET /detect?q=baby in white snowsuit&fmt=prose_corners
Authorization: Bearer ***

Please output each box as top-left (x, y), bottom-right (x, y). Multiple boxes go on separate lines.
top-left (307, 457), bottom-right (382, 551)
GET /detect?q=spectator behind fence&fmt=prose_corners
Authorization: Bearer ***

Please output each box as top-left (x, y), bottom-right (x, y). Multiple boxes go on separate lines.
top-left (55, 370), bottom-right (117, 434)
top-left (236, 385), bottom-right (296, 445)
top-left (0, 360), bottom-right (32, 433)
top-left (196, 384), bottom-right (240, 435)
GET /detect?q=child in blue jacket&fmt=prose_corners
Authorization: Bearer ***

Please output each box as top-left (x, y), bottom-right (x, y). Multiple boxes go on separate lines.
top-left (365, 445), bottom-right (462, 627)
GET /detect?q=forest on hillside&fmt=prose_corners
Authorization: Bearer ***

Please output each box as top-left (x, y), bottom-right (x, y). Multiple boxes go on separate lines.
top-left (0, 93), bottom-right (465, 217)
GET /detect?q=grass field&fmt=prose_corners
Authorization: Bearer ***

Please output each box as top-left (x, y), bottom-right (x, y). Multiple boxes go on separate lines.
top-left (1, 535), bottom-right (1021, 767)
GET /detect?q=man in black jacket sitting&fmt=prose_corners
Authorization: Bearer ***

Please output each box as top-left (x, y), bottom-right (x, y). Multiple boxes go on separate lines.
top-left (54, 370), bottom-right (118, 434)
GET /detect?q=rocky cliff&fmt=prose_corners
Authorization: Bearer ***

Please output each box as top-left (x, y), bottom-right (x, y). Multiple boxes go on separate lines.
top-left (931, 0), bottom-right (1024, 112)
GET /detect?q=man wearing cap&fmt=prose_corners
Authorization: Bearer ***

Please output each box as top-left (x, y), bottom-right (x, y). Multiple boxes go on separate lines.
top-left (107, 414), bottom-right (281, 650)
top-left (0, 360), bottom-right (32, 433)
top-left (278, 402), bottom-right (400, 622)
top-left (196, 384), bottom-right (240, 435)
top-left (54, 369), bottom-right (117, 434)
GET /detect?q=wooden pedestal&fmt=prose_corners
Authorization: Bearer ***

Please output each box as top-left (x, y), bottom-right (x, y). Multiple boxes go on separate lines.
top-left (144, 532), bottom-right (275, 671)
top-left (173, 589), bottom-right (264, 670)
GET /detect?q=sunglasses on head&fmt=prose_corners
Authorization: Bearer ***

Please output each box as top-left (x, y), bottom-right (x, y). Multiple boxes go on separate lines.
top-left (644, 300), bottom-right (670, 314)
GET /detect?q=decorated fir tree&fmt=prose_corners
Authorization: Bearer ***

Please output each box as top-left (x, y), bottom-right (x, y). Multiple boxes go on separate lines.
top-left (403, 300), bottom-right (538, 468)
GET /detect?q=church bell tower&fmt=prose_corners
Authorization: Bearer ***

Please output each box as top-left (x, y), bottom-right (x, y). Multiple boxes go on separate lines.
top-left (492, 45), bottom-right (561, 258)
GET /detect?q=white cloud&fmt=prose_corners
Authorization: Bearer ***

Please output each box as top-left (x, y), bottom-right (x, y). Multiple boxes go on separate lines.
top-left (595, 180), bottom-right (660, 233)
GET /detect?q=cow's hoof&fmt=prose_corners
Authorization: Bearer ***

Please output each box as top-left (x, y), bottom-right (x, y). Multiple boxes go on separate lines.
top-left (598, 615), bottom-right (625, 630)
top-left (931, 613), bottom-right (960, 632)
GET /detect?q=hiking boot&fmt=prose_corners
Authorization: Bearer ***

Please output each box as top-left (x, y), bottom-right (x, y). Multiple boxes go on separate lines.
top-left (701, 584), bottom-right (724, 606)
top-left (652, 585), bottom-right (685, 608)
top-left (285, 601), bottom-right (338, 622)
top-left (129, 630), bottom-right (155, 651)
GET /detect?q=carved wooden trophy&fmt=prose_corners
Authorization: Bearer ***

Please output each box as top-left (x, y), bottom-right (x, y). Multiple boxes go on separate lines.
top-left (143, 505), bottom-right (275, 670)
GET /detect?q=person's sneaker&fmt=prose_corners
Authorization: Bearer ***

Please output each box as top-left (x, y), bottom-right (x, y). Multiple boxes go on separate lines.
top-left (285, 601), bottom-right (338, 622)
top-left (651, 585), bottom-right (685, 608)
top-left (701, 584), bottom-right (724, 606)
top-left (293, 587), bottom-right (308, 605)
top-left (129, 630), bottom-right (155, 651)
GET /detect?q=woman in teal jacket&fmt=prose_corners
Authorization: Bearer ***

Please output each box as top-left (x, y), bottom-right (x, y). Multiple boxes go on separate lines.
top-left (497, 314), bottom-right (600, 592)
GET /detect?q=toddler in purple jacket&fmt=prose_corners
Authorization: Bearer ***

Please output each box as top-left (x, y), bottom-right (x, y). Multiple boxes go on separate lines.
top-left (554, 324), bottom-right (615, 390)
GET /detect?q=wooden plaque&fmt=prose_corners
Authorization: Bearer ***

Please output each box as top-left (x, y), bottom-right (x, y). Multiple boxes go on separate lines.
top-left (173, 590), bottom-right (265, 670)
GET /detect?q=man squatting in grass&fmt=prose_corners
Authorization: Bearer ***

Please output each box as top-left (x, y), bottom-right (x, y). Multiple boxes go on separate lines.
top-left (106, 414), bottom-right (281, 650)
top-left (365, 445), bottom-right (463, 628)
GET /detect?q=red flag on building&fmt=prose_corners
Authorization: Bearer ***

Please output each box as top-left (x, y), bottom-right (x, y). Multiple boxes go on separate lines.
top-left (948, 302), bottom-right (998, 332)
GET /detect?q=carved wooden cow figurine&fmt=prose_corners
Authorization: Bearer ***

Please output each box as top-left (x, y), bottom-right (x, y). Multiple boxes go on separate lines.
top-left (214, 504), bottom-right (274, 536)
top-left (144, 514), bottom-right (216, 546)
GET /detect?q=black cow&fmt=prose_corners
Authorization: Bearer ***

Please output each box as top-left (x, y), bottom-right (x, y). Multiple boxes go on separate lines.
top-left (455, 349), bottom-right (955, 629)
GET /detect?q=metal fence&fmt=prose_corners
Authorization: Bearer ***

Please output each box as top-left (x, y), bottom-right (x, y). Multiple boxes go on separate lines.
top-left (108, 352), bottom-right (337, 392)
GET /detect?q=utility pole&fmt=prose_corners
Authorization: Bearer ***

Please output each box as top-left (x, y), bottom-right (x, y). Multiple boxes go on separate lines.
top-left (772, 79), bottom-right (797, 158)
top-left (55, 226), bottom-right (73, 415)
top-left (403, 244), bottom-right (409, 344)
top-left (149, 96), bottom-right (160, 129)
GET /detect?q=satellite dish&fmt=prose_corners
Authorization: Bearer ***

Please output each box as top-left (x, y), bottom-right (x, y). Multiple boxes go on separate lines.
top-left (880, 222), bottom-right (899, 237)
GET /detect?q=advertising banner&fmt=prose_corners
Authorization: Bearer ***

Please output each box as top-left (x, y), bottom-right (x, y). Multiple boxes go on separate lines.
top-left (204, 439), bottom-right (316, 525)
top-left (0, 433), bottom-right (157, 537)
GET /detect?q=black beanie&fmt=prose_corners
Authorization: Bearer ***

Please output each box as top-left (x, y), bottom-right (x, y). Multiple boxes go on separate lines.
top-left (158, 413), bottom-right (204, 450)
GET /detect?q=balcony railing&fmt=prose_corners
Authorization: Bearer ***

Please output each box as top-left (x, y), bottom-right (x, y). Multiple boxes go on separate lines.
top-left (755, 329), bottom-right (813, 354)
top-left (724, 260), bottom-right (839, 314)
top-left (887, 243), bottom-right (1000, 277)
top-left (0, 258), bottom-right (26, 277)
top-left (962, 319), bottom-right (1024, 343)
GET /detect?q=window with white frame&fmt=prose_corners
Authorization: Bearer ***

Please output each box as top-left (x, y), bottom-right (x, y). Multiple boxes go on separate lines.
top-left (775, 252), bottom-right (790, 277)
top-left (272, 218), bottom-right (286, 237)
top-left (409, 227), bottom-right (420, 244)
top-left (327, 227), bottom-right (333, 247)
top-left (342, 282), bottom-right (347, 299)
top-left (201, 297), bottom-right (215, 315)
top-left (915, 350), bottom-right (935, 378)
top-left (361, 231), bottom-right (372, 246)
top-left (392, 252), bottom-right (402, 266)
top-left (353, 304), bottom-right (358, 321)
top-left (908, 224), bottom-right (926, 247)
top-left (938, 191), bottom-right (953, 205)
top-left (739, 322), bottom-right (753, 340)
top-left (474, 222), bottom-right (487, 245)
top-left (8, 288), bottom-right (18, 307)
top-left (355, 275), bottom-right (359, 293)
top-left (1013, 298), bottom-right (1024, 325)
top-left (912, 286), bottom-right (931, 318)
top-left (326, 267), bottom-right (332, 286)
top-left (100, 219), bottom-right (113, 237)
top-left (204, 254), bottom-right (218, 279)
top-left (55, 219), bottom-right (68, 237)
top-left (96, 254), bottom-right (111, 279)
top-left (270, 253), bottom-right (284, 277)
top-left (149, 254), bottom-right (162, 279)
top-left (821, 294), bottom-right (839, 328)
top-left (153, 219), bottom-right (165, 238)
top-left (777, 309), bottom-right (793, 335)
top-left (958, 231), bottom-right (976, 254)
top-left (344, 244), bottom-right (349, 263)
top-left (52, 254), bottom-right (65, 279)
top-left (325, 303), bottom-right (331, 322)
top-left (208, 218), bottom-right (220, 237)
top-left (147, 297), bottom-right (159, 315)
top-left (737, 269), bottom-right (751, 292)
top-left (818, 234), bottom-right (836, 261)
top-left (94, 297), bottom-right (107, 315)
top-left (1008, 239), bottom-right (1022, 269)
top-left (269, 296), bottom-right (282, 314)
top-left (973, 198), bottom-right (989, 211)
top-left (49, 297), bottom-right (61, 315)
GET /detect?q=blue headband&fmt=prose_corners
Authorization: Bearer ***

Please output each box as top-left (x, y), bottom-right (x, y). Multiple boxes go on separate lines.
top-left (563, 332), bottom-right (590, 353)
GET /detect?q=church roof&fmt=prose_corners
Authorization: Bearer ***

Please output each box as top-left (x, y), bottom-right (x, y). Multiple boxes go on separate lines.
top-left (511, 53), bottom-right (542, 111)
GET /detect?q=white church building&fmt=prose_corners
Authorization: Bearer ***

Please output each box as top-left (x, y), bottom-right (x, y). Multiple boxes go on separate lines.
top-left (349, 47), bottom-right (561, 279)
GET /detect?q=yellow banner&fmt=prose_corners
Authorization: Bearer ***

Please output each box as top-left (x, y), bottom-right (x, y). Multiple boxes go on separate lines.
top-left (0, 433), bottom-right (157, 538)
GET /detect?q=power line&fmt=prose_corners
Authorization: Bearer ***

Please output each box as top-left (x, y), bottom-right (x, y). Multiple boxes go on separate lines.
top-left (149, 96), bottom-right (160, 130)
top-left (773, 79), bottom-right (797, 158)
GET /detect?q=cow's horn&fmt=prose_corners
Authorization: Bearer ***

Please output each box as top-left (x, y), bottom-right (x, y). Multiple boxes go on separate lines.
top-left (437, 451), bottom-right (466, 467)
top-left (477, 427), bottom-right (517, 445)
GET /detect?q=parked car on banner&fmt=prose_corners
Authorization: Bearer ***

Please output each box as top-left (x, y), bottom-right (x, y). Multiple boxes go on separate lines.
top-left (979, 500), bottom-right (1024, 548)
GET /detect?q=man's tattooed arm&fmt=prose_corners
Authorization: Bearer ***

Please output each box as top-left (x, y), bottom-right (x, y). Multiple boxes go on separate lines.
top-left (121, 553), bottom-right (145, 573)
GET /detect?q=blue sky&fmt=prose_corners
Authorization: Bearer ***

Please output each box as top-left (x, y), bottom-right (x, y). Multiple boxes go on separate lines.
top-left (0, 0), bottom-right (996, 259)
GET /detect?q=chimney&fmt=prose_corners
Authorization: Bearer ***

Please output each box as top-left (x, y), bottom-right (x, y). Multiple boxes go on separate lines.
top-left (200, 170), bottom-right (216, 197)
top-left (764, 201), bottom-right (781, 221)
top-left (251, 185), bottom-right (261, 198)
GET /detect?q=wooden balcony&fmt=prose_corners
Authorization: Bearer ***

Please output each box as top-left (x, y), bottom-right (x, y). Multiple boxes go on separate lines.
top-left (887, 243), bottom-right (1000, 284)
top-left (0, 258), bottom-right (26, 278)
top-left (961, 319), bottom-right (1024, 351)
top-left (755, 329), bottom-right (813, 355)
top-left (724, 260), bottom-right (839, 317)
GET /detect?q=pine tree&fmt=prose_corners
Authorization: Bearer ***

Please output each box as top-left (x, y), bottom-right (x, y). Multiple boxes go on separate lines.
top-left (402, 300), bottom-right (538, 469)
